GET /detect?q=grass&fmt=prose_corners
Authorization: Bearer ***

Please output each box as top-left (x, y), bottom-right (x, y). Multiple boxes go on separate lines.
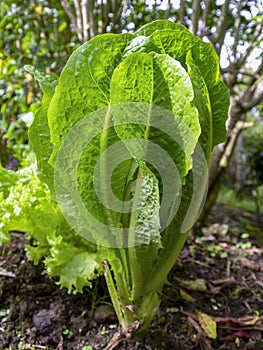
top-left (218, 186), bottom-right (263, 213)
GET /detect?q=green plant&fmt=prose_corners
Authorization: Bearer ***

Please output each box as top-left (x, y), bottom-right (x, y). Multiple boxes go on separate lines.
top-left (207, 245), bottom-right (228, 259)
top-left (0, 163), bottom-right (102, 291)
top-left (21, 20), bottom-right (228, 335)
top-left (0, 0), bottom-right (77, 129)
top-left (0, 309), bottom-right (9, 322)
top-left (18, 343), bottom-right (33, 350)
top-left (62, 325), bottom-right (74, 339)
top-left (25, 20), bottom-right (229, 333)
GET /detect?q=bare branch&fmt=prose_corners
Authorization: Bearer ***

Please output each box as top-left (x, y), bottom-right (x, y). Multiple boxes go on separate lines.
top-left (112, 0), bottom-right (128, 31)
top-left (87, 0), bottom-right (96, 39)
top-left (73, 0), bottom-right (83, 41)
top-left (212, 0), bottom-right (231, 55)
top-left (81, 0), bottom-right (88, 41)
top-left (235, 22), bottom-right (263, 69)
top-left (179, 0), bottom-right (185, 24)
top-left (221, 68), bottom-right (262, 80)
top-left (226, 96), bottom-right (245, 132)
top-left (164, 0), bottom-right (172, 20)
top-left (246, 60), bottom-right (263, 89)
top-left (189, 0), bottom-right (201, 35)
top-left (220, 120), bottom-right (253, 168)
top-left (239, 60), bottom-right (263, 108)
top-left (200, 0), bottom-right (212, 37)
top-left (243, 90), bottom-right (263, 111)
top-left (60, 0), bottom-right (80, 40)
top-left (232, 1), bottom-right (242, 63)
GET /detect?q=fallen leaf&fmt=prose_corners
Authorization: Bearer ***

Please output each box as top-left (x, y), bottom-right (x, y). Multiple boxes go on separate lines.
top-left (180, 289), bottom-right (196, 302)
top-left (243, 315), bottom-right (259, 326)
top-left (196, 311), bottom-right (217, 339)
top-left (214, 315), bottom-right (263, 329)
top-left (175, 278), bottom-right (207, 292)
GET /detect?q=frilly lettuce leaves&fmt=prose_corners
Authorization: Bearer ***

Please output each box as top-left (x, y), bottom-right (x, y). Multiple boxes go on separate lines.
top-left (0, 164), bottom-right (102, 293)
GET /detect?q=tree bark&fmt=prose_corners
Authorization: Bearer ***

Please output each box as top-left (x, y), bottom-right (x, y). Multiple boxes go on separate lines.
top-left (197, 99), bottom-right (253, 226)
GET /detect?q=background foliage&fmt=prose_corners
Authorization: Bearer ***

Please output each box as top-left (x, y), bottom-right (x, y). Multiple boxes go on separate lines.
top-left (0, 0), bottom-right (78, 161)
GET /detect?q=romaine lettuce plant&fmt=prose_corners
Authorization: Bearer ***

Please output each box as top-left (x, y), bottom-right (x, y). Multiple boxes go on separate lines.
top-left (24, 20), bottom-right (229, 334)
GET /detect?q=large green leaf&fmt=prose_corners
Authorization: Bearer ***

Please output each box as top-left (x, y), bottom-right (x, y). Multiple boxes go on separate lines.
top-left (110, 52), bottom-right (200, 230)
top-left (46, 33), bottom-right (137, 247)
top-left (125, 25), bottom-right (229, 147)
top-left (109, 51), bottom-right (202, 297)
top-left (134, 19), bottom-right (190, 37)
top-left (25, 65), bottom-right (57, 193)
top-left (186, 51), bottom-right (213, 158)
top-left (48, 33), bottom-right (133, 165)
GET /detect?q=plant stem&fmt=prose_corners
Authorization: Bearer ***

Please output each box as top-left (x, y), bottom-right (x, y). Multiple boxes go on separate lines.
top-left (144, 225), bottom-right (188, 296)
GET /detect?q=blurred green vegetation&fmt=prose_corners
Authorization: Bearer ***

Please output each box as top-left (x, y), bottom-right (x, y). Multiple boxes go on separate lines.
top-left (218, 186), bottom-right (263, 213)
top-left (0, 0), bottom-right (79, 162)
top-left (243, 113), bottom-right (263, 186)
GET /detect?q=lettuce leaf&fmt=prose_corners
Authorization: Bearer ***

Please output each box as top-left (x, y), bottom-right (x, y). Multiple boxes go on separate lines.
top-left (24, 65), bottom-right (57, 193)
top-left (0, 164), bottom-right (102, 292)
top-left (127, 24), bottom-right (229, 147)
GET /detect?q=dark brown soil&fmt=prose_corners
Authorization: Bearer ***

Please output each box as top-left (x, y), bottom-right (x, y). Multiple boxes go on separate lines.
top-left (1, 203), bottom-right (263, 350)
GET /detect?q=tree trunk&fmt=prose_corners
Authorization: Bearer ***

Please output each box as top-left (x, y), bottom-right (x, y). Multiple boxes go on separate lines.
top-left (197, 96), bottom-right (253, 226)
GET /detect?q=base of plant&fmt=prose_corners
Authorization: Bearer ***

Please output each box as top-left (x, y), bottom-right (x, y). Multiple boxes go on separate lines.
top-left (104, 321), bottom-right (140, 350)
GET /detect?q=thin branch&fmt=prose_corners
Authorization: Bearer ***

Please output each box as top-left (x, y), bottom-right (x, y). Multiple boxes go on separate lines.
top-left (212, 0), bottom-right (231, 55)
top-left (189, 0), bottom-right (201, 35)
top-left (60, 0), bottom-right (80, 39)
top-left (246, 60), bottom-right (263, 89)
top-left (232, 0), bottom-right (243, 63)
top-left (220, 121), bottom-right (253, 168)
top-left (240, 60), bottom-right (263, 108)
top-left (81, 0), bottom-right (88, 41)
top-left (112, 0), bottom-right (127, 31)
top-left (221, 68), bottom-right (262, 80)
top-left (243, 90), bottom-right (263, 111)
top-left (179, 0), bottom-right (185, 24)
top-left (164, 0), bottom-right (172, 20)
top-left (73, 0), bottom-right (83, 41)
top-left (200, 0), bottom-right (212, 37)
top-left (235, 22), bottom-right (263, 69)
top-left (87, 0), bottom-right (96, 39)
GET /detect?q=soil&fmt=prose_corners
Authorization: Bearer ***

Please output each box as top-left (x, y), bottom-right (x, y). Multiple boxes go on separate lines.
top-left (0, 203), bottom-right (263, 350)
